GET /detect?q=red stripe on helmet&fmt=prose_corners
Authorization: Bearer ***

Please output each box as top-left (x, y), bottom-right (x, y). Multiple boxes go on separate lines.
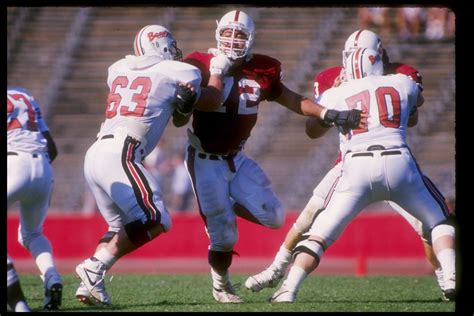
top-left (354, 48), bottom-right (364, 79)
top-left (234, 10), bottom-right (240, 21)
top-left (354, 29), bottom-right (363, 47)
top-left (134, 26), bottom-right (148, 56)
top-left (134, 31), bottom-right (141, 56)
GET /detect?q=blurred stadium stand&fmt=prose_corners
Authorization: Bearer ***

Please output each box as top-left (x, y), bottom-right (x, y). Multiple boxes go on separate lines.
top-left (7, 6), bottom-right (455, 212)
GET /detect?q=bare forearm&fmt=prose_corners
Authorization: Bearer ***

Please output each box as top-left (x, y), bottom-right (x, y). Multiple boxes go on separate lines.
top-left (276, 85), bottom-right (325, 119)
top-left (306, 117), bottom-right (330, 139)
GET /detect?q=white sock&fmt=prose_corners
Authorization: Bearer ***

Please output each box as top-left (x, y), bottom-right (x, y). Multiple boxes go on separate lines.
top-left (436, 248), bottom-right (455, 281)
top-left (282, 265), bottom-right (307, 294)
top-left (35, 252), bottom-right (58, 280)
top-left (94, 248), bottom-right (117, 269)
top-left (270, 244), bottom-right (292, 272)
top-left (211, 268), bottom-right (229, 289)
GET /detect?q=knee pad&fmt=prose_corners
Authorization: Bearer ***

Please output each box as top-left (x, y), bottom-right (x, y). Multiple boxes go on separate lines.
top-left (294, 195), bottom-right (324, 234)
top-left (423, 216), bottom-right (455, 244)
top-left (208, 250), bottom-right (234, 272)
top-left (98, 231), bottom-right (117, 244)
top-left (431, 223), bottom-right (455, 244)
top-left (124, 219), bottom-right (162, 248)
top-left (293, 238), bottom-right (326, 264)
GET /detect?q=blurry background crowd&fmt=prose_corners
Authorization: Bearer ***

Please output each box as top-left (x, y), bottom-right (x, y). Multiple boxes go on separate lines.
top-left (7, 6), bottom-right (455, 214)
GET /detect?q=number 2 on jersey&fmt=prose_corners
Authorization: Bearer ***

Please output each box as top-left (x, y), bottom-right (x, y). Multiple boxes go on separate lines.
top-left (105, 76), bottom-right (152, 118)
top-left (7, 93), bottom-right (38, 131)
top-left (345, 86), bottom-right (401, 134)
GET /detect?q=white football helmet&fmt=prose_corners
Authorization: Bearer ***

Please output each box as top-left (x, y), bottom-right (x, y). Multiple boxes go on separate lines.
top-left (215, 10), bottom-right (255, 60)
top-left (345, 48), bottom-right (384, 81)
top-left (342, 29), bottom-right (383, 67)
top-left (133, 25), bottom-right (182, 61)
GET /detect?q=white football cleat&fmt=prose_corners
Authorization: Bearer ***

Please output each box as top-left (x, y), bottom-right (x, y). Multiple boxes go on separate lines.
top-left (75, 258), bottom-right (111, 305)
top-left (245, 267), bottom-right (284, 292)
top-left (212, 282), bottom-right (243, 303)
top-left (441, 276), bottom-right (456, 302)
top-left (269, 284), bottom-right (296, 303)
top-left (75, 281), bottom-right (97, 305)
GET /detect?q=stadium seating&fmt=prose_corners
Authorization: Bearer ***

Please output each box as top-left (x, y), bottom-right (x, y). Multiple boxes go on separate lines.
top-left (7, 7), bottom-right (455, 212)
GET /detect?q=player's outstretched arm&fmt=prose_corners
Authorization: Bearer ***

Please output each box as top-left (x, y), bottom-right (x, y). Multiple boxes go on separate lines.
top-left (305, 117), bottom-right (331, 139)
top-left (275, 85), bottom-right (365, 132)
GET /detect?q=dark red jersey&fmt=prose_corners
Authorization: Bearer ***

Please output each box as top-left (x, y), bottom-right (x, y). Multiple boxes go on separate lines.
top-left (184, 51), bottom-right (284, 154)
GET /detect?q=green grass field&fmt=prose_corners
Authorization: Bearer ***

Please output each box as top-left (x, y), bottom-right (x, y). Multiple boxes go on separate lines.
top-left (16, 273), bottom-right (454, 312)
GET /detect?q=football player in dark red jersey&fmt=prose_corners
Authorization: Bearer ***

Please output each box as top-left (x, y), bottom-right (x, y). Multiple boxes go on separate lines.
top-left (245, 29), bottom-right (455, 303)
top-left (175, 10), bottom-right (365, 303)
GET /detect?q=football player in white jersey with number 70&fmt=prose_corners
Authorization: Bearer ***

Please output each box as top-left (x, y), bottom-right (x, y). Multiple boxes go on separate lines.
top-left (74, 24), bottom-right (233, 306)
top-left (269, 48), bottom-right (456, 303)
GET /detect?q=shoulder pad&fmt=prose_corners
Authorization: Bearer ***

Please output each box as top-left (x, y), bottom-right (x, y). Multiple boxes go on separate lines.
top-left (246, 54), bottom-right (282, 76)
top-left (315, 66), bottom-right (343, 94)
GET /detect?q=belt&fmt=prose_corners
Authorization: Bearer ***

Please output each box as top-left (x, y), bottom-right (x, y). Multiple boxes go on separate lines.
top-left (7, 151), bottom-right (39, 158)
top-left (189, 146), bottom-right (237, 173)
top-left (197, 153), bottom-right (227, 161)
top-left (348, 145), bottom-right (403, 158)
top-left (96, 134), bottom-right (114, 141)
top-left (367, 145), bottom-right (386, 151)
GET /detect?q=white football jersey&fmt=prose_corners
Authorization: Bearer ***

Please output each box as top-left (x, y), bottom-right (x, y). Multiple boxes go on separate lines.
top-left (7, 87), bottom-right (49, 153)
top-left (317, 74), bottom-right (419, 153)
top-left (98, 56), bottom-right (202, 156)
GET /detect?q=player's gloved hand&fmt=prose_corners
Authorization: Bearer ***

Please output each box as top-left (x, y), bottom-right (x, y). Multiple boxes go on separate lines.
top-left (322, 109), bottom-right (362, 134)
top-left (209, 51), bottom-right (233, 76)
top-left (208, 48), bottom-right (219, 55)
top-left (173, 83), bottom-right (197, 116)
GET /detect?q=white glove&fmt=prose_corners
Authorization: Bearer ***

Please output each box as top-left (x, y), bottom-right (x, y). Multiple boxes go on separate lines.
top-left (208, 48), bottom-right (219, 55)
top-left (209, 52), bottom-right (232, 75)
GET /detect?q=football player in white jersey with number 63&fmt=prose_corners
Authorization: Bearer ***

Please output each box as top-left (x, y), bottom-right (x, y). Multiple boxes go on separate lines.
top-left (74, 24), bottom-right (232, 306)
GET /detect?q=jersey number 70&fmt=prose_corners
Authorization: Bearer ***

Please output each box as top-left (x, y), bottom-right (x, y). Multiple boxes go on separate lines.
top-left (345, 86), bottom-right (401, 134)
